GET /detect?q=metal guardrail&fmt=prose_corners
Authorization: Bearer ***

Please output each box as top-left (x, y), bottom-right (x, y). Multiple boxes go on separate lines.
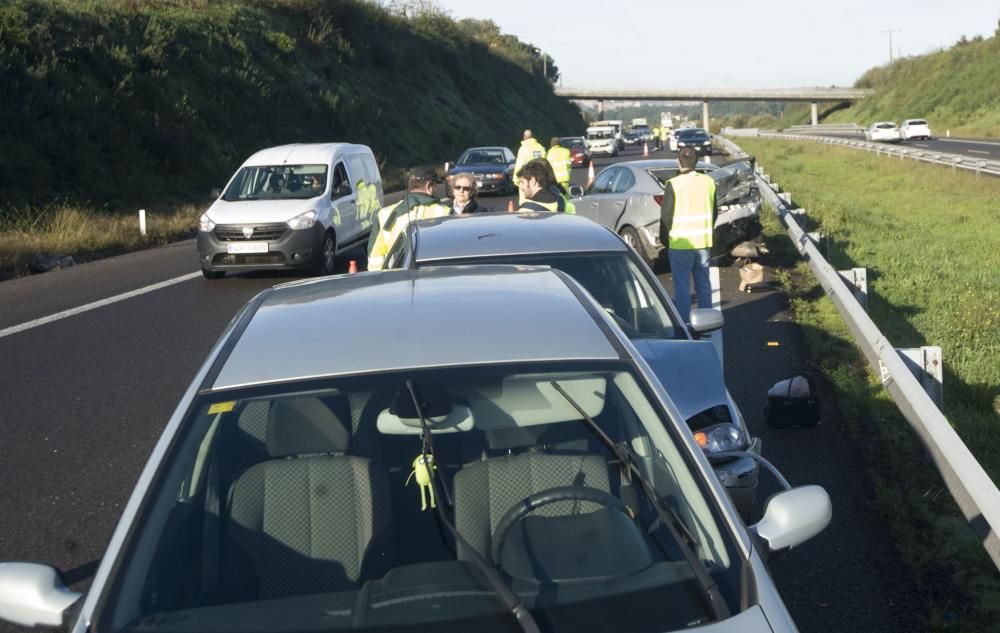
top-left (719, 135), bottom-right (1000, 571)
top-left (724, 129), bottom-right (1000, 177)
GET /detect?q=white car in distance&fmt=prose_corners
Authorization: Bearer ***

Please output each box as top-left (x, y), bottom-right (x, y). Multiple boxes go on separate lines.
top-left (900, 119), bottom-right (932, 141)
top-left (865, 121), bottom-right (902, 143)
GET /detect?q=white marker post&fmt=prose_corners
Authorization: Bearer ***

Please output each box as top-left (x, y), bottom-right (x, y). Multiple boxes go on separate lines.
top-left (138, 209), bottom-right (147, 236)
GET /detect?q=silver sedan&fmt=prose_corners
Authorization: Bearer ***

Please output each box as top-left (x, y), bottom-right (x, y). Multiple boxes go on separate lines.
top-left (569, 158), bottom-right (763, 266)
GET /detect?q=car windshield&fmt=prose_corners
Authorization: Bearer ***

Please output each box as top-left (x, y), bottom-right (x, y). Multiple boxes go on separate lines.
top-left (104, 363), bottom-right (741, 633)
top-left (874, 123), bottom-right (897, 129)
top-left (459, 150), bottom-right (507, 166)
top-left (561, 138), bottom-right (586, 149)
top-left (676, 130), bottom-right (708, 140)
top-left (222, 165), bottom-right (328, 201)
top-left (424, 253), bottom-right (685, 340)
top-left (908, 120), bottom-right (927, 126)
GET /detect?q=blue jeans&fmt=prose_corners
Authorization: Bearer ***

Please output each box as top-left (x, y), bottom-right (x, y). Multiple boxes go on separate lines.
top-left (668, 248), bottom-right (712, 323)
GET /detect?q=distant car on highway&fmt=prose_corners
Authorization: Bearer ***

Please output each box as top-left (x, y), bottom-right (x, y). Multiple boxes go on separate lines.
top-left (384, 212), bottom-right (763, 519)
top-left (559, 136), bottom-right (592, 167)
top-left (567, 158), bottom-right (763, 266)
top-left (900, 118), bottom-right (932, 141)
top-left (197, 143), bottom-right (384, 279)
top-left (0, 264), bottom-right (831, 633)
top-left (674, 127), bottom-right (714, 156)
top-left (865, 121), bottom-right (902, 143)
top-left (623, 130), bottom-right (642, 146)
top-left (447, 146), bottom-right (516, 196)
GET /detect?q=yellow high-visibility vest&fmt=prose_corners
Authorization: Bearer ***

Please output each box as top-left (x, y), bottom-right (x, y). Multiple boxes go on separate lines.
top-left (368, 198), bottom-right (450, 270)
top-left (666, 171), bottom-right (715, 250)
top-left (546, 146), bottom-right (572, 185)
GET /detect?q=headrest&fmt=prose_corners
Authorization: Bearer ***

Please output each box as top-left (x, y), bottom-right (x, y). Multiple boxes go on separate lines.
top-left (266, 397), bottom-right (350, 458)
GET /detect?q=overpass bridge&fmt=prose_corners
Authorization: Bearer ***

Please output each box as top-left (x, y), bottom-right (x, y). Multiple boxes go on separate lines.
top-left (554, 87), bottom-right (872, 129)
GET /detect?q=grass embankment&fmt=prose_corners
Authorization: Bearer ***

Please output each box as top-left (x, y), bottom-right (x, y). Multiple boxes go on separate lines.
top-left (0, 0), bottom-right (583, 277)
top-left (736, 137), bottom-right (1000, 631)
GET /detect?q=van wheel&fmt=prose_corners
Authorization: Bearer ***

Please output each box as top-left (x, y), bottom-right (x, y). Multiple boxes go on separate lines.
top-left (202, 267), bottom-right (224, 280)
top-left (315, 230), bottom-right (337, 276)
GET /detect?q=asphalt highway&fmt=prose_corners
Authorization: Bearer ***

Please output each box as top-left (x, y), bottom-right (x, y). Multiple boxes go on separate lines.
top-left (0, 143), bottom-right (920, 632)
top-left (810, 131), bottom-right (1000, 160)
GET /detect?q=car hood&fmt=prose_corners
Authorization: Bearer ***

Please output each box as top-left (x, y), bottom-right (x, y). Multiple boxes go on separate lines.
top-left (206, 198), bottom-right (320, 224)
top-left (710, 157), bottom-right (760, 208)
top-left (632, 338), bottom-right (730, 420)
top-left (449, 165), bottom-right (509, 175)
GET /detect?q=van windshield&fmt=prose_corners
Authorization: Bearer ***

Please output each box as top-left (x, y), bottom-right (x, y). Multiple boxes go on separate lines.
top-left (223, 165), bottom-right (329, 201)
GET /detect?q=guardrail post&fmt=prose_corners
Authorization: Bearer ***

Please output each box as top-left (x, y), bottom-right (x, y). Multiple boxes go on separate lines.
top-left (837, 267), bottom-right (868, 310)
top-left (891, 346), bottom-right (944, 411)
top-left (789, 208), bottom-right (807, 229)
top-left (778, 192), bottom-right (792, 205)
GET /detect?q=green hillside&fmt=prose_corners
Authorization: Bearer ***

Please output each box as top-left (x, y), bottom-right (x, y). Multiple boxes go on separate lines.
top-left (828, 26), bottom-right (1000, 136)
top-left (0, 0), bottom-right (584, 210)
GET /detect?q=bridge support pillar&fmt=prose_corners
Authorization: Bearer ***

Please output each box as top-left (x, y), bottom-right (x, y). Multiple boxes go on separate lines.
top-left (702, 101), bottom-right (709, 132)
top-left (811, 102), bottom-right (818, 126)
top-left (597, 100), bottom-right (604, 118)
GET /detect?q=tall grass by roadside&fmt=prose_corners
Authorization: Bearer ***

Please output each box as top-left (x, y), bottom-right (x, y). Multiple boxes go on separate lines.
top-left (0, 202), bottom-right (200, 279)
top-left (739, 137), bottom-right (1000, 631)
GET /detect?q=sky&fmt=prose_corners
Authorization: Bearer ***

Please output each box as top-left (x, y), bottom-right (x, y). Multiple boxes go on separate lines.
top-left (430, 0), bottom-right (999, 90)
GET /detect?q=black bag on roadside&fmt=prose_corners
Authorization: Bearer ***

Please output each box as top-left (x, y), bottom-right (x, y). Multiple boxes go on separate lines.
top-left (764, 372), bottom-right (820, 428)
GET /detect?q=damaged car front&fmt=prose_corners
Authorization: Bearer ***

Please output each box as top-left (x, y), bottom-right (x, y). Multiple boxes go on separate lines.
top-left (568, 157), bottom-right (764, 267)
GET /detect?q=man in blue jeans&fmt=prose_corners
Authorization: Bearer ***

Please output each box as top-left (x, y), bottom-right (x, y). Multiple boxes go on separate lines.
top-left (659, 147), bottom-right (717, 323)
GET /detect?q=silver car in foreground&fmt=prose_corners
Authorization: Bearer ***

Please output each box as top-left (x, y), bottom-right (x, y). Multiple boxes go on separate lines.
top-left (384, 212), bottom-right (761, 519)
top-left (568, 158), bottom-right (763, 266)
top-left (0, 267), bottom-right (829, 632)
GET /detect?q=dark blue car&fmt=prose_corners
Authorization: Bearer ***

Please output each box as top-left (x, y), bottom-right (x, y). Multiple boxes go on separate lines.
top-left (447, 146), bottom-right (516, 196)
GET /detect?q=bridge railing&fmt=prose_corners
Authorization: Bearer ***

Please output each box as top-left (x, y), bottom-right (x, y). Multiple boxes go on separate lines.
top-left (718, 135), bottom-right (1000, 572)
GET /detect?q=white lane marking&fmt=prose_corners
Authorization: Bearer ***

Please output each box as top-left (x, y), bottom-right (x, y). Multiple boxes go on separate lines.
top-left (968, 149), bottom-right (990, 155)
top-left (942, 139), bottom-right (1000, 147)
top-left (914, 143), bottom-right (929, 148)
top-left (0, 272), bottom-right (202, 340)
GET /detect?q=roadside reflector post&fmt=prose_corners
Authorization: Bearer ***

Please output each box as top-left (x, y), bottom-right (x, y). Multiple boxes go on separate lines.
top-left (444, 161), bottom-right (450, 173)
top-left (892, 346), bottom-right (944, 411)
top-left (139, 209), bottom-right (147, 236)
top-left (837, 267), bottom-right (868, 311)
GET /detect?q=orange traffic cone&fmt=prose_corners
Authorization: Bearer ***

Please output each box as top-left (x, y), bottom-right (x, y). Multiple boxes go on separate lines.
top-left (586, 161), bottom-right (595, 187)
top-left (643, 142), bottom-right (649, 157)
top-left (507, 199), bottom-right (516, 213)
top-left (348, 260), bottom-right (358, 274)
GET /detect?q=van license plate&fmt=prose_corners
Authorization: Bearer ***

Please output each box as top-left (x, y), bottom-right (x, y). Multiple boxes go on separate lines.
top-left (227, 242), bottom-right (268, 254)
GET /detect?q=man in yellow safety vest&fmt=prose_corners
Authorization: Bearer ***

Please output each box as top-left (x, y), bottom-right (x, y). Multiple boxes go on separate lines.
top-left (367, 167), bottom-right (450, 271)
top-left (546, 137), bottom-right (572, 192)
top-left (659, 147), bottom-right (717, 323)
top-left (514, 129), bottom-right (546, 202)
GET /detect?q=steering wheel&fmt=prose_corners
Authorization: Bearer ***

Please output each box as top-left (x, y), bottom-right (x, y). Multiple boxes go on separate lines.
top-left (490, 486), bottom-right (629, 566)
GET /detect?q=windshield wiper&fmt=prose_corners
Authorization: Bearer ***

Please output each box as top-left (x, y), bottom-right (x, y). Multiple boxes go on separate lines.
top-left (405, 381), bottom-right (540, 633)
top-left (550, 381), bottom-right (731, 622)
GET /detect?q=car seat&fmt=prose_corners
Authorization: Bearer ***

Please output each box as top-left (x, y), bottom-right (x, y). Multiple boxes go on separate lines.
top-left (222, 396), bottom-right (392, 600)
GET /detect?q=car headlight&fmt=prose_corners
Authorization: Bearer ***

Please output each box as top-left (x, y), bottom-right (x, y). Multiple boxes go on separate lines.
top-left (693, 424), bottom-right (746, 455)
top-left (484, 173), bottom-right (503, 180)
top-left (287, 210), bottom-right (318, 230)
top-left (199, 214), bottom-right (215, 232)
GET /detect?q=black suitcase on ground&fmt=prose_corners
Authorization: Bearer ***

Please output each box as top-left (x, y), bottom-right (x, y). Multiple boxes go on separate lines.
top-left (764, 372), bottom-right (820, 428)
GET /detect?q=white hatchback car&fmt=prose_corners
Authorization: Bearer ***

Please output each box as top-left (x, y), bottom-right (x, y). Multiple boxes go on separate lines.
top-left (865, 122), bottom-right (902, 143)
top-left (900, 119), bottom-right (932, 141)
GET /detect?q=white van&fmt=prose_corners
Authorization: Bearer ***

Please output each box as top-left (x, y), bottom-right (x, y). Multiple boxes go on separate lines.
top-left (197, 143), bottom-right (383, 279)
top-left (585, 126), bottom-right (618, 157)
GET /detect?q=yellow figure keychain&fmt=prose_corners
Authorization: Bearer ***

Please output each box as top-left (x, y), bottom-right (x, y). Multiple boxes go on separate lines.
top-left (406, 454), bottom-right (437, 510)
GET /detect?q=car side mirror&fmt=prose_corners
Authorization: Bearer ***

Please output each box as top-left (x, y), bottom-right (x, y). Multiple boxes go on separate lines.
top-left (688, 308), bottom-right (724, 336)
top-left (750, 485), bottom-right (831, 560)
top-left (568, 185), bottom-right (584, 198)
top-left (332, 184), bottom-right (351, 198)
top-left (210, 187), bottom-right (222, 199)
top-left (0, 563), bottom-right (82, 628)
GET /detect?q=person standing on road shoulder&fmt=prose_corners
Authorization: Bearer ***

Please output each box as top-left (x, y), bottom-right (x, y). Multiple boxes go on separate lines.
top-left (659, 147), bottom-right (717, 323)
top-left (367, 167), bottom-right (450, 271)
top-left (514, 129), bottom-right (546, 202)
top-left (546, 137), bottom-right (572, 193)
top-left (515, 159), bottom-right (575, 214)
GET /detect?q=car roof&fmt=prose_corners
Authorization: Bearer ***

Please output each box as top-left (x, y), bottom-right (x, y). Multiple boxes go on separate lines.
top-left (211, 266), bottom-right (621, 390)
top-left (607, 159), bottom-right (716, 171)
top-left (410, 212), bottom-right (628, 263)
top-left (242, 143), bottom-right (366, 166)
top-left (461, 146), bottom-right (508, 153)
